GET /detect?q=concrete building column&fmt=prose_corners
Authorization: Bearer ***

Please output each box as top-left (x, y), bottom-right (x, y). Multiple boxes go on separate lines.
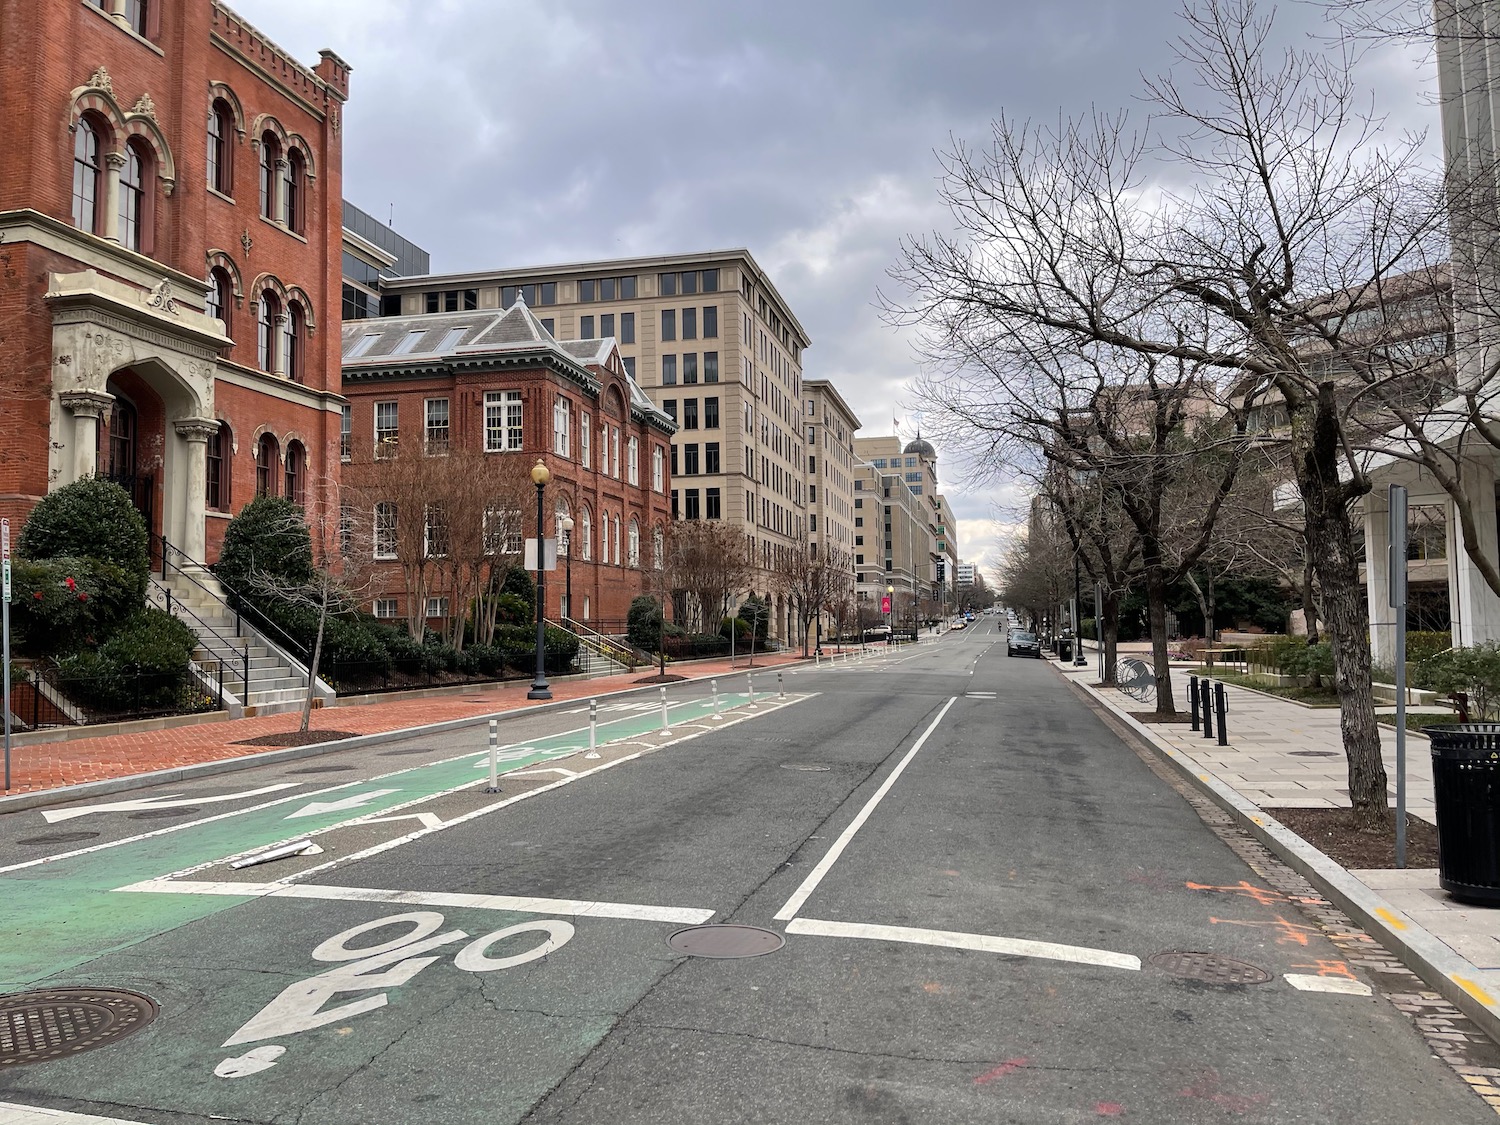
top-left (275, 158), bottom-right (290, 226)
top-left (1364, 490), bottom-right (1394, 667)
top-left (272, 312), bottom-right (288, 379)
top-left (1447, 456), bottom-right (1500, 648)
top-left (173, 419), bottom-right (217, 564)
top-left (58, 390), bottom-right (114, 485)
top-left (102, 151), bottom-right (125, 243)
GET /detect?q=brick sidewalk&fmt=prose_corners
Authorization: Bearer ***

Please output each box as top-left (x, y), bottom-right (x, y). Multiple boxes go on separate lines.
top-left (2, 653), bottom-right (805, 796)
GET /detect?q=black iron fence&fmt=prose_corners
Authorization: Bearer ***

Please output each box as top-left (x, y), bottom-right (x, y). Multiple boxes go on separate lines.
top-left (325, 644), bottom-right (582, 697)
top-left (9, 663), bottom-right (220, 730)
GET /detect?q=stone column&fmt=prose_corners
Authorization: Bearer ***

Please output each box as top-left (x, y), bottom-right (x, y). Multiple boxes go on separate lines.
top-left (102, 151), bottom-right (125, 243)
top-left (1364, 490), bottom-right (1394, 667)
top-left (273, 312), bottom-right (288, 379)
top-left (275, 158), bottom-right (290, 226)
top-left (174, 419), bottom-right (217, 564)
top-left (1447, 455), bottom-right (1500, 648)
top-left (58, 390), bottom-right (114, 485)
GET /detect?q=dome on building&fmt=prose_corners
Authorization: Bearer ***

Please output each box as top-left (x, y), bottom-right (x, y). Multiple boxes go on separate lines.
top-left (903, 435), bottom-right (937, 459)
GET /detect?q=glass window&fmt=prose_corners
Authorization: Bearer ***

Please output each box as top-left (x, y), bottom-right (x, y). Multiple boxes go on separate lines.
top-left (374, 598), bottom-right (399, 618)
top-left (663, 399), bottom-right (677, 421)
top-left (259, 134), bottom-right (278, 220)
top-left (684, 400), bottom-right (698, 429)
top-left (706, 442), bottom-right (720, 474)
top-left (208, 101), bottom-right (231, 194)
top-left (580, 315), bottom-right (594, 339)
top-left (683, 354), bottom-right (698, 384)
top-left (124, 0), bottom-right (147, 35)
top-left (658, 272), bottom-right (677, 297)
top-left (620, 312), bottom-right (636, 344)
top-left (285, 150), bottom-right (304, 233)
top-left (206, 423), bottom-right (229, 510)
top-left (347, 332), bottom-right (380, 359)
top-left (652, 445), bottom-right (664, 491)
top-left (601, 313), bottom-right (615, 339)
top-left (681, 271), bottom-right (698, 295)
top-left (257, 293), bottom-right (279, 372)
top-left (685, 489), bottom-right (701, 520)
top-left (707, 488), bottom-right (721, 519)
top-left (540, 282), bottom-right (556, 305)
top-left (581, 507), bottom-right (593, 560)
top-left (661, 309), bottom-right (676, 342)
top-left (426, 398), bottom-right (450, 453)
top-left (682, 308), bottom-right (697, 340)
top-left (600, 277), bottom-right (616, 301)
top-left (119, 143), bottom-right (145, 251)
top-left (375, 502), bottom-right (398, 559)
top-left (375, 400), bottom-right (398, 456)
top-left (702, 269), bottom-right (719, 292)
top-left (662, 355), bottom-right (677, 385)
top-left (72, 118), bottom-right (101, 233)
top-left (554, 395), bottom-right (571, 457)
top-left (684, 444), bottom-right (699, 475)
top-left (578, 279), bottom-right (595, 302)
top-left (704, 352), bottom-right (719, 384)
top-left (705, 397), bottom-right (719, 428)
top-left (284, 441), bottom-right (305, 505)
top-left (581, 412), bottom-right (591, 468)
top-left (628, 520), bottom-right (640, 567)
top-left (284, 303), bottom-right (305, 382)
top-left (485, 390), bottom-right (524, 452)
top-left (424, 504), bottom-right (449, 558)
top-left (255, 433), bottom-right (278, 498)
top-left (392, 329), bottom-right (426, 356)
top-left (628, 436), bottom-right (639, 484)
top-left (623, 356), bottom-right (636, 379)
top-left (340, 404), bottom-right (352, 461)
top-left (704, 306), bottom-right (718, 337)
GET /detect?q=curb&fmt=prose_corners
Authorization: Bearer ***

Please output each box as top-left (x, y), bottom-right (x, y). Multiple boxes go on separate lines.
top-left (1058, 667), bottom-right (1500, 1047)
top-left (0, 660), bottom-right (810, 817)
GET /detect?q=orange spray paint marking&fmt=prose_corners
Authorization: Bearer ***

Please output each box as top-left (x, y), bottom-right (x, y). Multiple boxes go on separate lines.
top-left (1186, 880), bottom-right (1287, 907)
top-left (1208, 915), bottom-right (1317, 947)
top-left (974, 1058), bottom-right (1030, 1085)
top-left (1095, 1102), bottom-right (1125, 1116)
top-left (1291, 959), bottom-right (1355, 980)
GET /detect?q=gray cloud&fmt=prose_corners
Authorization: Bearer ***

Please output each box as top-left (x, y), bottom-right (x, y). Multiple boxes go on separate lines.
top-left (237, 0), bottom-right (1438, 574)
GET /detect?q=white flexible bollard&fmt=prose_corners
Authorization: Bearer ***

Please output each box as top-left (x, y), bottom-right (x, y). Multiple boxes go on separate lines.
top-left (711, 678), bottom-right (720, 717)
top-left (485, 719), bottom-right (500, 793)
top-left (660, 685), bottom-right (670, 732)
top-left (585, 698), bottom-right (600, 758)
top-left (778, 672), bottom-right (785, 699)
top-left (747, 672), bottom-right (756, 707)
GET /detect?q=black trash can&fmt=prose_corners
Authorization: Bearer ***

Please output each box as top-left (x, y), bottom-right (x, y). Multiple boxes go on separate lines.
top-left (1427, 724), bottom-right (1500, 905)
top-left (1058, 638), bottom-right (1074, 662)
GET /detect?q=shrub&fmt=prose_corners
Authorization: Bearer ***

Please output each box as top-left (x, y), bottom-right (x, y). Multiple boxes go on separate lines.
top-left (628, 595), bottom-right (664, 650)
top-left (1416, 643), bottom-right (1500, 720)
top-left (738, 595), bottom-right (770, 641)
top-left (215, 496), bottom-right (313, 604)
top-left (55, 608), bottom-right (199, 712)
top-left (18, 478), bottom-right (148, 602)
top-left (501, 566), bottom-right (535, 610)
top-left (1406, 631), bottom-right (1451, 664)
top-left (8, 557), bottom-right (138, 656)
top-left (492, 593), bottom-right (532, 627)
top-left (492, 623), bottom-right (580, 676)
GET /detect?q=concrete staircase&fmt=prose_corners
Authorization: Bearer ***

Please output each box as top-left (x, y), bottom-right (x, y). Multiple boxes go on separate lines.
top-left (155, 571), bottom-right (324, 716)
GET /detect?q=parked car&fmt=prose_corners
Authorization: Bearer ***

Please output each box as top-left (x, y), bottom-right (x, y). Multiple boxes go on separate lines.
top-left (1007, 630), bottom-right (1040, 658)
top-left (951, 618), bottom-right (968, 630)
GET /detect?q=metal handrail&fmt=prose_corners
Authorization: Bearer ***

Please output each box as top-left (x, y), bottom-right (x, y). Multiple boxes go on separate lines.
top-left (158, 534), bottom-right (312, 668)
top-left (149, 578), bottom-right (240, 706)
top-left (561, 617), bottom-right (644, 668)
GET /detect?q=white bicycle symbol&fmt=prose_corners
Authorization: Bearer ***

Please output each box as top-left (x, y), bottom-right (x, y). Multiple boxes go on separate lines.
top-left (215, 910), bottom-right (574, 1078)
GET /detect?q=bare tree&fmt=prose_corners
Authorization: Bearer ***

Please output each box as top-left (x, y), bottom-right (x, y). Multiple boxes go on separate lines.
top-left (888, 0), bottom-right (1450, 826)
top-left (663, 521), bottom-right (754, 636)
top-left (775, 535), bottom-right (855, 657)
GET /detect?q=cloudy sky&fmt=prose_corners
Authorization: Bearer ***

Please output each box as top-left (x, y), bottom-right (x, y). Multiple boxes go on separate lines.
top-left (238, 0), bottom-right (1436, 577)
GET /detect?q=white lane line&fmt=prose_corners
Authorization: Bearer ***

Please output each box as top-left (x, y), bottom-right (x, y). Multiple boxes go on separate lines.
top-left (0, 1104), bottom-right (155, 1125)
top-left (773, 696), bottom-right (958, 922)
top-left (1283, 973), bottom-right (1372, 995)
top-left (117, 877), bottom-right (715, 924)
top-left (41, 783), bottom-right (303, 823)
top-left (785, 917), bottom-right (1141, 972)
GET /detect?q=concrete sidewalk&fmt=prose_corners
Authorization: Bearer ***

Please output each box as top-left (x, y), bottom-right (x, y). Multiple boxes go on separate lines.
top-left (0, 652), bottom-right (808, 797)
top-left (1050, 652), bottom-right (1500, 1043)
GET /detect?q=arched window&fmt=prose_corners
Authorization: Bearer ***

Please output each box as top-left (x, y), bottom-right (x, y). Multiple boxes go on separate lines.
top-left (206, 422), bottom-right (230, 511)
top-left (285, 149), bottom-right (305, 233)
top-left (72, 118), bottom-right (102, 233)
top-left (652, 446), bottom-right (664, 493)
top-left (613, 515), bottom-right (622, 565)
top-left (653, 526), bottom-right (664, 570)
top-left (258, 133), bottom-right (280, 220)
top-left (555, 498), bottom-right (571, 556)
top-left (106, 399), bottom-right (137, 480)
top-left (255, 433), bottom-right (279, 498)
top-left (119, 140), bottom-right (148, 252)
top-left (580, 507), bottom-right (593, 561)
top-left (206, 268), bottom-right (232, 333)
top-left (284, 302), bottom-right (304, 382)
top-left (207, 100), bottom-right (232, 194)
top-left (628, 519), bottom-right (640, 568)
top-left (284, 440), bottom-right (305, 506)
top-left (257, 292), bottom-right (280, 373)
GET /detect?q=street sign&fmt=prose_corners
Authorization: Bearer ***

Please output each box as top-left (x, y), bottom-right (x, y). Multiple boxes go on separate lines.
top-left (524, 538), bottom-right (558, 571)
top-left (1, 517), bottom-right (10, 599)
top-left (880, 595), bottom-right (891, 614)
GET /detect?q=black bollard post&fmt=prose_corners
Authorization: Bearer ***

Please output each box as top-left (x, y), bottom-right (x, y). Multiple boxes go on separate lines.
top-left (1188, 675), bottom-right (1200, 732)
top-left (1201, 678), bottom-right (1214, 739)
top-left (1214, 682), bottom-right (1228, 747)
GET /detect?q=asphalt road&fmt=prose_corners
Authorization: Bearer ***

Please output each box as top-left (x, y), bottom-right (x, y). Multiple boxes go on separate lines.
top-left (0, 620), bottom-right (1490, 1124)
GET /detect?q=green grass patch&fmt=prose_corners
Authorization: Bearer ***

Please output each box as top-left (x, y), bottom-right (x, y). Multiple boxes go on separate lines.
top-left (1204, 668), bottom-right (1340, 707)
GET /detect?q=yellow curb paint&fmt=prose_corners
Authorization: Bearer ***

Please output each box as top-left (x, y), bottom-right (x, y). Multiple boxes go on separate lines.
top-left (1375, 907), bottom-right (1409, 931)
top-left (1198, 774), bottom-right (1209, 781)
top-left (1454, 976), bottom-right (1499, 1006)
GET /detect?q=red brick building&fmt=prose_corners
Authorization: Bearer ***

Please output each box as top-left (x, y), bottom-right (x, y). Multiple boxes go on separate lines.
top-left (341, 301), bottom-right (676, 626)
top-left (0, 0), bottom-right (350, 562)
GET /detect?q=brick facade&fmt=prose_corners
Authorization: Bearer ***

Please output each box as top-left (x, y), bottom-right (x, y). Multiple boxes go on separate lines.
top-left (0, 0), bottom-right (348, 560)
top-left (341, 303), bottom-right (675, 627)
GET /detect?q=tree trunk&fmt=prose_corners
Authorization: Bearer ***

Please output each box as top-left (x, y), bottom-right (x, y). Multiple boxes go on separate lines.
top-left (1101, 590), bottom-right (1122, 687)
top-left (1301, 553), bottom-right (1321, 645)
top-left (1293, 393), bottom-right (1389, 829)
top-left (1145, 563), bottom-right (1175, 715)
top-left (301, 582), bottom-right (328, 734)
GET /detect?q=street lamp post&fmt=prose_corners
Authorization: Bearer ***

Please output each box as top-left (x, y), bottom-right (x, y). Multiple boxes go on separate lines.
top-left (560, 514), bottom-right (574, 623)
top-left (1073, 552), bottom-right (1088, 666)
top-left (886, 583), bottom-right (894, 648)
top-left (528, 459), bottom-right (552, 700)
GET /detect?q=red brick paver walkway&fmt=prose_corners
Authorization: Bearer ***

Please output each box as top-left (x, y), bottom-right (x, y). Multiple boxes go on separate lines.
top-left (3, 655), bottom-right (805, 796)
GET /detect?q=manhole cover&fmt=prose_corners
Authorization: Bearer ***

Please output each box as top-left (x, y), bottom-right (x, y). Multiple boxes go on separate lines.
top-left (0, 988), bottom-right (158, 1066)
top-left (780, 764), bottom-right (831, 772)
top-left (288, 765), bottom-right (356, 774)
top-left (1149, 951), bottom-right (1272, 985)
top-left (129, 808), bottom-right (200, 820)
top-left (667, 925), bottom-right (785, 959)
top-left (15, 832), bottom-right (100, 846)
top-left (1289, 750), bottom-right (1338, 758)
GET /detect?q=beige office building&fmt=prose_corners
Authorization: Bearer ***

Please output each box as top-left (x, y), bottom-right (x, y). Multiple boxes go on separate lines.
top-left (374, 250), bottom-right (812, 638)
top-left (804, 380), bottom-right (861, 639)
top-left (854, 435), bottom-right (943, 598)
top-left (852, 458), bottom-right (928, 618)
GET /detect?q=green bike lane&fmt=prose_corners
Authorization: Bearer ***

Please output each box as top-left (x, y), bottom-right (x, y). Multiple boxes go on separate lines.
top-left (0, 692), bottom-right (776, 991)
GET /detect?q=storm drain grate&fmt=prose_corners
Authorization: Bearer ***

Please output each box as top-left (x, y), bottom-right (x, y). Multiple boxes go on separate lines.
top-left (668, 925), bottom-right (785, 959)
top-left (15, 832), bottom-right (100, 846)
top-left (1149, 951), bottom-right (1271, 985)
top-left (0, 989), bottom-right (158, 1066)
top-left (288, 765), bottom-right (357, 774)
top-left (129, 808), bottom-right (199, 820)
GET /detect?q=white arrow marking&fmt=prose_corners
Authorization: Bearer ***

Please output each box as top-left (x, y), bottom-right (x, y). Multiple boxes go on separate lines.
top-left (284, 789), bottom-right (400, 820)
top-left (362, 812), bottom-right (444, 830)
top-left (43, 783), bottom-right (302, 824)
top-left (509, 768), bottom-right (577, 779)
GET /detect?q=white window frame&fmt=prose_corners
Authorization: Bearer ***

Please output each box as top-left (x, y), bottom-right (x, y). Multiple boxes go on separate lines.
top-left (613, 515), bottom-right (622, 565)
top-left (628, 436), bottom-right (640, 485)
top-left (485, 390), bottom-right (523, 452)
top-left (651, 446), bottom-right (664, 492)
top-left (483, 506), bottom-right (523, 555)
top-left (628, 519), bottom-right (640, 567)
top-left (611, 427), bottom-right (621, 479)
top-left (425, 397), bottom-right (450, 454)
top-left (374, 597), bottom-right (399, 619)
top-left (580, 412), bottom-right (592, 468)
top-left (374, 401), bottom-right (398, 459)
top-left (553, 395), bottom-right (571, 457)
top-left (424, 503), bottom-right (448, 558)
top-left (424, 596), bottom-right (449, 619)
top-left (581, 507), bottom-right (594, 561)
top-left (374, 502), bottom-right (397, 559)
